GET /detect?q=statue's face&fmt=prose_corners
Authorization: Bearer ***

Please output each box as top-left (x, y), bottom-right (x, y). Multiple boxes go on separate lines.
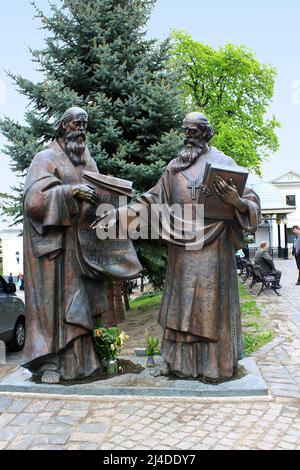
top-left (183, 123), bottom-right (205, 146)
top-left (62, 113), bottom-right (88, 165)
top-left (63, 114), bottom-right (88, 137)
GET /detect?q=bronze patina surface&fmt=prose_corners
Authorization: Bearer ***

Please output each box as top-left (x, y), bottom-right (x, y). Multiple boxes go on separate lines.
top-left (120, 112), bottom-right (261, 382)
top-left (22, 107), bottom-right (140, 384)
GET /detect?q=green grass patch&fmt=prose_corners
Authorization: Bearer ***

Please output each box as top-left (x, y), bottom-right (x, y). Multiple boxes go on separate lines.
top-left (239, 282), bottom-right (255, 300)
top-left (240, 300), bottom-right (261, 317)
top-left (129, 291), bottom-right (163, 312)
top-left (243, 321), bottom-right (260, 329)
top-left (239, 281), bottom-right (275, 356)
top-left (243, 331), bottom-right (275, 356)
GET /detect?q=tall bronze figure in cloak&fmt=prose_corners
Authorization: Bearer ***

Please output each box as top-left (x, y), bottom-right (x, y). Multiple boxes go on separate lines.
top-left (22, 107), bottom-right (109, 384)
top-left (123, 112), bottom-right (260, 382)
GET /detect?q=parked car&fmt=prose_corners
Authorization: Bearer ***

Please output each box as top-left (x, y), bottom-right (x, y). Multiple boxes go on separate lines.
top-left (0, 275), bottom-right (26, 351)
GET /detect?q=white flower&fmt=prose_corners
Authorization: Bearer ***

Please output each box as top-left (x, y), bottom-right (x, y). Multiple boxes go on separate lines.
top-left (120, 331), bottom-right (129, 341)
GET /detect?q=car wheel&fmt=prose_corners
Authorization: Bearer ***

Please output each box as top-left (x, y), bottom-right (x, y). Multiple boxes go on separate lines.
top-left (8, 318), bottom-right (26, 351)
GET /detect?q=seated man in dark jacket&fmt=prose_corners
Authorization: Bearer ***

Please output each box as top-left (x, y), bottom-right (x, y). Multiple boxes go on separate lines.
top-left (254, 241), bottom-right (282, 287)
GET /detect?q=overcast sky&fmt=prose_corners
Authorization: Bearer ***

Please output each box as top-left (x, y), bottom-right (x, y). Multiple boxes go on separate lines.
top-left (1, 0), bottom-right (300, 194)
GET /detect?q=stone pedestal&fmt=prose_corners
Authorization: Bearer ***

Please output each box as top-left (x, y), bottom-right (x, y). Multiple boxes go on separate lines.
top-left (0, 356), bottom-right (268, 398)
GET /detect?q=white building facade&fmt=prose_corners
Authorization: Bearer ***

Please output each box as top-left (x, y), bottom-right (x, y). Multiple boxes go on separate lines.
top-left (271, 171), bottom-right (300, 244)
top-left (0, 216), bottom-right (23, 279)
top-left (245, 174), bottom-right (296, 258)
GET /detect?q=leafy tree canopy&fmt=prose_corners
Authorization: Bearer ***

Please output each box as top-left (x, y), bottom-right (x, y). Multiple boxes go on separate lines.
top-left (171, 31), bottom-right (280, 174)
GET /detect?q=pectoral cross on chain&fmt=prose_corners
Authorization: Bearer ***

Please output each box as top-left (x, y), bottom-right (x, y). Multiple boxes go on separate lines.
top-left (186, 179), bottom-right (202, 200)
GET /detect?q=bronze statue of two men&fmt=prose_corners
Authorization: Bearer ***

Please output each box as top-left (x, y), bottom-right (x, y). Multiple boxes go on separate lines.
top-left (22, 107), bottom-right (260, 384)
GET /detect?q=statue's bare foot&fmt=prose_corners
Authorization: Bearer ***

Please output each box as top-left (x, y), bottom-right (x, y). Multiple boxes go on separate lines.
top-left (41, 370), bottom-right (61, 384)
top-left (150, 361), bottom-right (170, 377)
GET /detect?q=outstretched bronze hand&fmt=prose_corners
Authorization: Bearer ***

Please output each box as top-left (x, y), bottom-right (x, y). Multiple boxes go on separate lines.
top-left (213, 176), bottom-right (248, 214)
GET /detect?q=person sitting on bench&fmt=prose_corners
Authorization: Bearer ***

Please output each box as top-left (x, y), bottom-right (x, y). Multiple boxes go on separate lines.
top-left (254, 241), bottom-right (282, 288)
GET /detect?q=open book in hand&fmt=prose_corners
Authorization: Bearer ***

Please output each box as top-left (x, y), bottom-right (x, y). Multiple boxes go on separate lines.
top-left (84, 171), bottom-right (135, 197)
top-left (83, 171), bottom-right (134, 229)
top-left (201, 162), bottom-right (248, 220)
top-left (77, 171), bottom-right (141, 280)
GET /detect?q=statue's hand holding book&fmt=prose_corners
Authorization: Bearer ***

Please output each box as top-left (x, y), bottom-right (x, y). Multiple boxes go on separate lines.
top-left (202, 163), bottom-right (248, 220)
top-left (71, 183), bottom-right (101, 205)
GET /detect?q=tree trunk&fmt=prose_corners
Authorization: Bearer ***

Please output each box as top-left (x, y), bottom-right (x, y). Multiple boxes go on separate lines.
top-left (122, 281), bottom-right (130, 311)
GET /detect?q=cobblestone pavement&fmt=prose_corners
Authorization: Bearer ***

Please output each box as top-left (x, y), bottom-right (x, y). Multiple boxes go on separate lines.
top-left (252, 259), bottom-right (300, 400)
top-left (1, 259), bottom-right (300, 450)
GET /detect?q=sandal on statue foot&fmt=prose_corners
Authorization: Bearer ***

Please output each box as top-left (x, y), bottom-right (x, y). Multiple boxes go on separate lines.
top-left (41, 370), bottom-right (61, 384)
top-left (150, 362), bottom-right (170, 377)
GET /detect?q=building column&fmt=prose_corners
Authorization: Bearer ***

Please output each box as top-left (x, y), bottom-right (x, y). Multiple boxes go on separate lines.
top-left (276, 217), bottom-right (282, 259)
top-left (283, 217), bottom-right (289, 260)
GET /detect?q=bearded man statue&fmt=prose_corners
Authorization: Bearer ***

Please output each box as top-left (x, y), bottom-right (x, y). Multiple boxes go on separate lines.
top-left (110, 112), bottom-right (261, 382)
top-left (22, 107), bottom-right (109, 384)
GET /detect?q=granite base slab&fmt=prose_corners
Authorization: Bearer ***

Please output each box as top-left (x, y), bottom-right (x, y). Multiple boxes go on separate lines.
top-left (0, 356), bottom-right (268, 398)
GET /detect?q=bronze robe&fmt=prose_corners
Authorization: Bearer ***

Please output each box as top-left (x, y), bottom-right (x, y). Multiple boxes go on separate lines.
top-left (22, 140), bottom-right (110, 380)
top-left (138, 147), bottom-right (260, 380)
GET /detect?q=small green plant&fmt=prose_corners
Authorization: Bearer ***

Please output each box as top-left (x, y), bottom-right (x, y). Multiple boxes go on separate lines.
top-left (145, 330), bottom-right (160, 357)
top-left (93, 324), bottom-right (129, 361)
top-left (240, 300), bottom-right (261, 317)
top-left (243, 330), bottom-right (274, 356)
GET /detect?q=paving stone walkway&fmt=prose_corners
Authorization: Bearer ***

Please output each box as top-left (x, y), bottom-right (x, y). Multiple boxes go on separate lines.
top-left (1, 259), bottom-right (300, 450)
top-left (252, 260), bottom-right (300, 400)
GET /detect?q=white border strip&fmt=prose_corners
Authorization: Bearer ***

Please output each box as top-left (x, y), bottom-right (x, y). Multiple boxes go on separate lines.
top-left (0, 391), bottom-right (273, 403)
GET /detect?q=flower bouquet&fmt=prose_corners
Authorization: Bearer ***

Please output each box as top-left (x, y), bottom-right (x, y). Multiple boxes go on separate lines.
top-left (94, 324), bottom-right (129, 374)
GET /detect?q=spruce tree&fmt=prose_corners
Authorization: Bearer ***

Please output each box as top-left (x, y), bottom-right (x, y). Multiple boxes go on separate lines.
top-left (0, 0), bottom-right (184, 286)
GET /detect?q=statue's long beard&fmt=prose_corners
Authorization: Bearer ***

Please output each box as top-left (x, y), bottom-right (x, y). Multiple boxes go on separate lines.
top-left (171, 138), bottom-right (204, 173)
top-left (65, 130), bottom-right (87, 166)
